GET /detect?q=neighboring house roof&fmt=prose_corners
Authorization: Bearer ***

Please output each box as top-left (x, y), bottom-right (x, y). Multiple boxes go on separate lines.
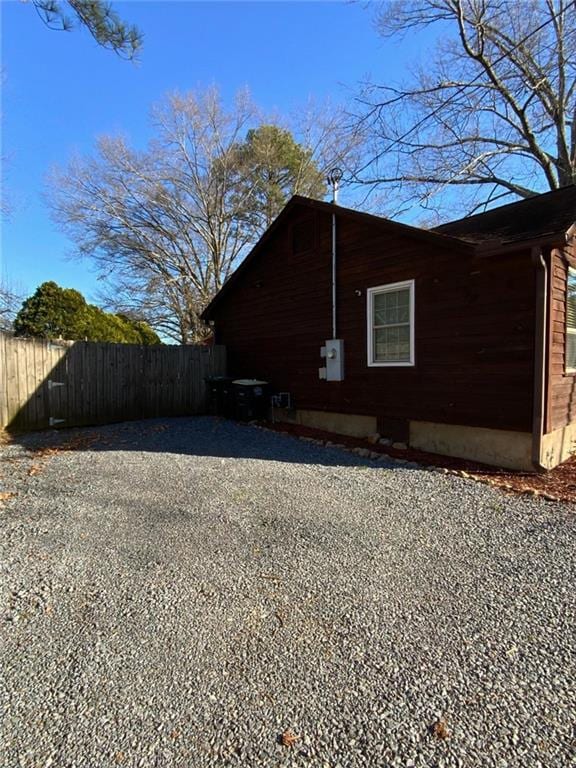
top-left (433, 184), bottom-right (576, 244)
top-left (202, 185), bottom-right (576, 320)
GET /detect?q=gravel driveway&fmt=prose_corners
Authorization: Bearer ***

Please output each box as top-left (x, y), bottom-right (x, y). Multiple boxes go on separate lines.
top-left (1, 417), bottom-right (575, 768)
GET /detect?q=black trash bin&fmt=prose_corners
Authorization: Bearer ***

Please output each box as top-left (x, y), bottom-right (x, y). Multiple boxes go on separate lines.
top-left (232, 379), bottom-right (270, 421)
top-left (206, 376), bottom-right (235, 417)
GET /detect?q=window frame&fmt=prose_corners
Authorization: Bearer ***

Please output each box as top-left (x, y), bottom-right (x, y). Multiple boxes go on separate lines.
top-left (366, 279), bottom-right (415, 368)
top-left (566, 266), bottom-right (576, 374)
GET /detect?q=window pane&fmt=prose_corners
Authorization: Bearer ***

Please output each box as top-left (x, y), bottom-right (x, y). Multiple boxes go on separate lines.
top-left (567, 269), bottom-right (576, 330)
top-left (373, 288), bottom-right (410, 326)
top-left (398, 325), bottom-right (410, 343)
top-left (567, 332), bottom-right (576, 370)
top-left (373, 292), bottom-right (389, 325)
top-left (374, 325), bottom-right (411, 362)
top-left (397, 304), bottom-right (410, 323)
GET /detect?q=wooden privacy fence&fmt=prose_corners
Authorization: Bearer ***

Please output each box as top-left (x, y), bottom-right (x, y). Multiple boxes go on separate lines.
top-left (0, 333), bottom-right (226, 432)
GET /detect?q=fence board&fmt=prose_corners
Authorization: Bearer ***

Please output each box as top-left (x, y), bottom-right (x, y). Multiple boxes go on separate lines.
top-left (0, 333), bottom-right (226, 432)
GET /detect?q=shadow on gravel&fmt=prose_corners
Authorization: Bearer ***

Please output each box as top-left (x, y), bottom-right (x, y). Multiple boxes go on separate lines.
top-left (2, 416), bottom-right (412, 470)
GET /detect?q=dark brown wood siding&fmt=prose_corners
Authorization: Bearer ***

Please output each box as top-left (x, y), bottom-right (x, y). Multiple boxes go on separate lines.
top-left (212, 205), bottom-right (536, 433)
top-left (546, 242), bottom-right (576, 432)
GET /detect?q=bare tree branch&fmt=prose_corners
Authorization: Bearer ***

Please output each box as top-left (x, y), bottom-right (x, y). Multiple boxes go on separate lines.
top-left (49, 89), bottom-right (355, 342)
top-left (352, 0), bottom-right (576, 216)
top-left (0, 279), bottom-right (24, 332)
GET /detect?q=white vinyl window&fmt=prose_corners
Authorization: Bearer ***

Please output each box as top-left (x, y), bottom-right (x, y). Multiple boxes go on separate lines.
top-left (367, 280), bottom-right (415, 367)
top-left (566, 267), bottom-right (576, 372)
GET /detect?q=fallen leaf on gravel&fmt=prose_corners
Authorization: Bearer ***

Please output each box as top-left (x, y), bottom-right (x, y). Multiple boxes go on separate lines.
top-left (114, 751), bottom-right (126, 764)
top-left (36, 448), bottom-right (62, 457)
top-left (280, 728), bottom-right (299, 747)
top-left (28, 465), bottom-right (43, 476)
top-left (430, 719), bottom-right (450, 739)
top-left (0, 491), bottom-right (16, 502)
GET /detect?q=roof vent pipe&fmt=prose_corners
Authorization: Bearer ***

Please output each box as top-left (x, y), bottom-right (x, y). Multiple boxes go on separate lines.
top-left (327, 168), bottom-right (343, 338)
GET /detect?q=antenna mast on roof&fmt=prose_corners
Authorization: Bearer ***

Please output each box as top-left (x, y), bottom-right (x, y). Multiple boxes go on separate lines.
top-left (327, 167), bottom-right (343, 205)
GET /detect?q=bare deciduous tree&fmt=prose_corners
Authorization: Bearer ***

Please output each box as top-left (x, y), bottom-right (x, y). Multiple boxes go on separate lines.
top-left (0, 280), bottom-right (23, 332)
top-left (51, 89), bottom-right (258, 343)
top-left (354, 0), bottom-right (576, 217)
top-left (50, 89), bottom-right (356, 342)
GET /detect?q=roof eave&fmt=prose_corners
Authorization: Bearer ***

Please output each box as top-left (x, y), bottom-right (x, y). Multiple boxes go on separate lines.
top-left (474, 229), bottom-right (572, 258)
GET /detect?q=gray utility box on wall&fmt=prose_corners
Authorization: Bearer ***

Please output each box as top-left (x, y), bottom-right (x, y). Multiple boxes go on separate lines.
top-left (321, 339), bottom-right (344, 381)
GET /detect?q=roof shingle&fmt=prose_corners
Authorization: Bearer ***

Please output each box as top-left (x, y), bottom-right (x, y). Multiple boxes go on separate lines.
top-left (433, 184), bottom-right (576, 244)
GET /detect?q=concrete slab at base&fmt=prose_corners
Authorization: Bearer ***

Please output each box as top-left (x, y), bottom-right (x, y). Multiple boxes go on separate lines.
top-left (410, 421), bottom-right (533, 471)
top-left (540, 422), bottom-right (576, 469)
top-left (274, 408), bottom-right (377, 438)
top-left (273, 409), bottom-right (560, 470)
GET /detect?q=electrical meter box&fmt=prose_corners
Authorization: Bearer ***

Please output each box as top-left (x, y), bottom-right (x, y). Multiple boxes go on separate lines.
top-left (325, 339), bottom-right (344, 381)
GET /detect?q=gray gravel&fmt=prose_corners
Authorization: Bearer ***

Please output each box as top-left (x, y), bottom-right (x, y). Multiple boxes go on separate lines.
top-left (1, 416), bottom-right (575, 768)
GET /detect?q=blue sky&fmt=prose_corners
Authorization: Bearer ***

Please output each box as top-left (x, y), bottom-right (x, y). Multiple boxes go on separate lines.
top-left (1, 0), bottom-right (425, 303)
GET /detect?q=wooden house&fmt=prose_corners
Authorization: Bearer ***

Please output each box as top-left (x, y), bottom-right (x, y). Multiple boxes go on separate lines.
top-left (202, 186), bottom-right (576, 470)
